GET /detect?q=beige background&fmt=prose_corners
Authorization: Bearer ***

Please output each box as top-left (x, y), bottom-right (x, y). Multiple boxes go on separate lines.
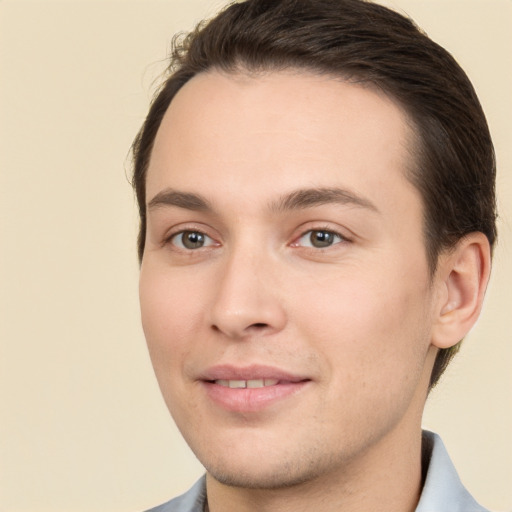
top-left (0, 0), bottom-right (510, 511)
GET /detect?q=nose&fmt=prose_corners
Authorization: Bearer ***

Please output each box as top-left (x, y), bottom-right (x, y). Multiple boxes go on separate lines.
top-left (208, 245), bottom-right (287, 340)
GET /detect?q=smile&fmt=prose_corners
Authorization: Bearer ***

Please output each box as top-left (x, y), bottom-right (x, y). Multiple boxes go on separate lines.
top-left (199, 365), bottom-right (311, 412)
top-left (214, 379), bottom-right (280, 388)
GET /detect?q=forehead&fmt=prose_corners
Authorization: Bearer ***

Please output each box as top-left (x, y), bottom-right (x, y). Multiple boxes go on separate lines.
top-left (147, 69), bottom-right (418, 216)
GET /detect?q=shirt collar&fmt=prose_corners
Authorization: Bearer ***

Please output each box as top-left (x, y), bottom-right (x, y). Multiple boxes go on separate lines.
top-left (416, 430), bottom-right (488, 512)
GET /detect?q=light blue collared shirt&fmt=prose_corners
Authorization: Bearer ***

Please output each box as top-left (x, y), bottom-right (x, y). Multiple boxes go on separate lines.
top-left (145, 431), bottom-right (489, 512)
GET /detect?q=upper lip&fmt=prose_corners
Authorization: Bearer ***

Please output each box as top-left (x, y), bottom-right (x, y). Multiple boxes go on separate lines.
top-left (199, 364), bottom-right (309, 383)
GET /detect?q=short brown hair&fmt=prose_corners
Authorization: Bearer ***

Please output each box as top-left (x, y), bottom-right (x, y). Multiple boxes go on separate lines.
top-left (131, 0), bottom-right (497, 388)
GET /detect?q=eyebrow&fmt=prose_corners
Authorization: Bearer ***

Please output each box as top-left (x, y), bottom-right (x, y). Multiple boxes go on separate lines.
top-left (270, 187), bottom-right (379, 213)
top-left (147, 189), bottom-right (212, 212)
top-left (147, 186), bottom-right (379, 214)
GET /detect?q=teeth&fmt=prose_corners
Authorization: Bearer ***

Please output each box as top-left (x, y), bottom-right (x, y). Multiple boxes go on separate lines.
top-left (247, 379), bottom-right (264, 388)
top-left (214, 379), bottom-right (279, 388)
top-left (229, 380), bottom-right (246, 389)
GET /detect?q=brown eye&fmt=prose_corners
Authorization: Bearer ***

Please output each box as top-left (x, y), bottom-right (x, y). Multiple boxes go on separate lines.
top-left (172, 231), bottom-right (213, 250)
top-left (297, 230), bottom-right (344, 248)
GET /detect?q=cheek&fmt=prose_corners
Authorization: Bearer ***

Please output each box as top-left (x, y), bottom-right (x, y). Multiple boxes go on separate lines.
top-left (139, 264), bottom-right (202, 375)
top-left (294, 266), bottom-right (432, 385)
top-left (296, 273), bottom-right (433, 440)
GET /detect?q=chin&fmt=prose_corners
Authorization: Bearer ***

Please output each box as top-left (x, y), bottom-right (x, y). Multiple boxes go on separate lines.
top-left (205, 463), bottom-right (321, 490)
top-left (200, 442), bottom-right (341, 491)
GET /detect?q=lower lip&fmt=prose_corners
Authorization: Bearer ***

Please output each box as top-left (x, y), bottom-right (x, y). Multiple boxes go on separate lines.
top-left (202, 381), bottom-right (309, 413)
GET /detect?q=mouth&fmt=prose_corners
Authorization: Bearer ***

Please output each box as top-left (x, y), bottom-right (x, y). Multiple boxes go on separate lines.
top-left (213, 378), bottom-right (280, 388)
top-left (200, 365), bottom-right (310, 412)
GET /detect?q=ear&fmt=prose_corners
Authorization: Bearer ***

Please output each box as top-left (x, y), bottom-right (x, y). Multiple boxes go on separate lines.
top-left (431, 232), bottom-right (491, 349)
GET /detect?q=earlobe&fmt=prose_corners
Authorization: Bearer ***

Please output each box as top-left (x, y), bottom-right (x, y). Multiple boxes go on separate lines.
top-left (431, 233), bottom-right (491, 349)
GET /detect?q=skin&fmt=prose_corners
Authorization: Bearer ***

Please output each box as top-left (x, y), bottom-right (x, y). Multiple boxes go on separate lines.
top-left (139, 70), bottom-right (490, 512)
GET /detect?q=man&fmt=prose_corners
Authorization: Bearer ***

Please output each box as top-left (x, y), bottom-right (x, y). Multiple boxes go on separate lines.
top-left (132, 0), bottom-right (496, 510)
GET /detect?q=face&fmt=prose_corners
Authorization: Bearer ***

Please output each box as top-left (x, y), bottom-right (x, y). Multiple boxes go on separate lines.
top-left (140, 70), bottom-right (440, 489)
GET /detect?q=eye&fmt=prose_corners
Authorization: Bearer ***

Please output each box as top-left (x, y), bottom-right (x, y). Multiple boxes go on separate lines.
top-left (170, 230), bottom-right (216, 250)
top-left (296, 229), bottom-right (346, 248)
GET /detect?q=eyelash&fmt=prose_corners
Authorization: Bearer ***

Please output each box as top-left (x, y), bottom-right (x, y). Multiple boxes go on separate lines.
top-left (166, 230), bottom-right (217, 250)
top-left (165, 226), bottom-right (349, 252)
top-left (293, 227), bottom-right (349, 249)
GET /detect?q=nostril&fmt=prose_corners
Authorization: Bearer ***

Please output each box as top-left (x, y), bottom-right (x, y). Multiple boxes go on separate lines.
top-left (250, 323), bottom-right (269, 329)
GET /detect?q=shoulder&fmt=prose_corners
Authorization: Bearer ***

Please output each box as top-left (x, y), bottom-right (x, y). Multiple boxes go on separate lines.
top-left (144, 476), bottom-right (207, 512)
top-left (416, 431), bottom-right (491, 512)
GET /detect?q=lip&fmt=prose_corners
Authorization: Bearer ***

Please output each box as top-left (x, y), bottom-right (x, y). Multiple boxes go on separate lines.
top-left (199, 364), bottom-right (311, 413)
top-left (200, 364), bottom-right (307, 382)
